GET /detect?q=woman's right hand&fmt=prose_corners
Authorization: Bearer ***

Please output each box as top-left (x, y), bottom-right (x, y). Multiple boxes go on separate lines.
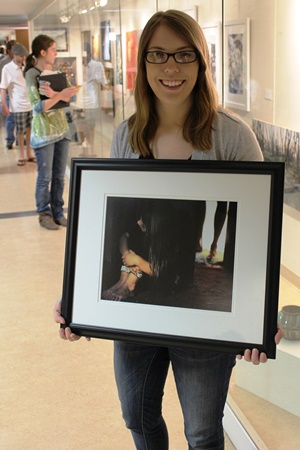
top-left (60, 86), bottom-right (80, 102)
top-left (54, 296), bottom-right (90, 341)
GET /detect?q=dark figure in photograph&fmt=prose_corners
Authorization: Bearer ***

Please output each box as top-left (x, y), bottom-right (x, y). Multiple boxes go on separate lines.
top-left (54, 10), bottom-right (283, 450)
top-left (195, 200), bottom-right (228, 266)
top-left (102, 198), bottom-right (198, 303)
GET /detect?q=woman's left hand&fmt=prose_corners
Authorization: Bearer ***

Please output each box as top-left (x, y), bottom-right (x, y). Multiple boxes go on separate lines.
top-left (122, 250), bottom-right (138, 267)
top-left (39, 82), bottom-right (55, 98)
top-left (236, 327), bottom-right (284, 365)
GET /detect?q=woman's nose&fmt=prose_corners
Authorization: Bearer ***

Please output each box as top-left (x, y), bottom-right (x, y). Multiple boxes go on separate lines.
top-left (163, 56), bottom-right (180, 72)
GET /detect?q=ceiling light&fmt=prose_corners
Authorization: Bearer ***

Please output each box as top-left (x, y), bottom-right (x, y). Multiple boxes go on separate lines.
top-left (59, 14), bottom-right (71, 23)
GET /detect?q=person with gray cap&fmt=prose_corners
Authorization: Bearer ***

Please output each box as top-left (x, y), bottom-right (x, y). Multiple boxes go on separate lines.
top-left (0, 43), bottom-right (35, 165)
top-left (0, 39), bottom-right (17, 149)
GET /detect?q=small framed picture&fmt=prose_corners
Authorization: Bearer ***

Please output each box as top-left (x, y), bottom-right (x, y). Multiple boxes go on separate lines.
top-left (38, 28), bottom-right (68, 52)
top-left (61, 159), bottom-right (284, 358)
top-left (225, 18), bottom-right (251, 111)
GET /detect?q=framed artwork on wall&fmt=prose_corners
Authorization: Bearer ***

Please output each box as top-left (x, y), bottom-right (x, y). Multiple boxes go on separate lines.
top-left (102, 68), bottom-right (115, 117)
top-left (126, 30), bottom-right (139, 90)
top-left (53, 57), bottom-right (77, 86)
top-left (116, 34), bottom-right (123, 85)
top-left (225, 18), bottom-right (250, 111)
top-left (61, 159), bottom-right (284, 358)
top-left (92, 34), bottom-right (100, 60)
top-left (81, 30), bottom-right (91, 55)
top-left (36, 28), bottom-right (68, 52)
top-left (100, 20), bottom-right (111, 62)
top-left (201, 22), bottom-right (222, 101)
top-left (253, 118), bottom-right (300, 210)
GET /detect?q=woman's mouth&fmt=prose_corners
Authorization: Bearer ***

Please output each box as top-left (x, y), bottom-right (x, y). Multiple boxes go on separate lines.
top-left (160, 80), bottom-right (184, 87)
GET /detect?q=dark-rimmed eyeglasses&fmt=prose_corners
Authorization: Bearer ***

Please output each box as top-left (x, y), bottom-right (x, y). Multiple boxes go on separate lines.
top-left (144, 50), bottom-right (198, 64)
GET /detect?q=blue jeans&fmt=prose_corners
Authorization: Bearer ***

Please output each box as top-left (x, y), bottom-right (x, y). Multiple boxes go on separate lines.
top-left (34, 138), bottom-right (69, 219)
top-left (114, 342), bottom-right (236, 450)
top-left (5, 92), bottom-right (15, 144)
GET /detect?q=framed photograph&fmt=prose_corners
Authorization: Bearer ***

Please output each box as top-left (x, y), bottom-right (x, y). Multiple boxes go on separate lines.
top-left (201, 22), bottom-right (222, 100)
top-left (61, 159), bottom-right (284, 358)
top-left (115, 34), bottom-right (123, 85)
top-left (38, 28), bottom-right (68, 52)
top-left (81, 30), bottom-right (91, 55)
top-left (101, 68), bottom-right (115, 117)
top-left (225, 18), bottom-right (250, 111)
top-left (54, 57), bottom-right (77, 86)
top-left (126, 30), bottom-right (139, 90)
top-left (252, 118), bottom-right (300, 207)
top-left (100, 20), bottom-right (111, 62)
top-left (92, 34), bottom-right (100, 60)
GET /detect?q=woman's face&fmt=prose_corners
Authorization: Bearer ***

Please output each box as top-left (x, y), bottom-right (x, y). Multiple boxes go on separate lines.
top-left (43, 42), bottom-right (57, 65)
top-left (145, 24), bottom-right (199, 109)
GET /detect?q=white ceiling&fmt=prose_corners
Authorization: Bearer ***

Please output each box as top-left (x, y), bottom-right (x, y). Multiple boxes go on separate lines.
top-left (0, 0), bottom-right (55, 26)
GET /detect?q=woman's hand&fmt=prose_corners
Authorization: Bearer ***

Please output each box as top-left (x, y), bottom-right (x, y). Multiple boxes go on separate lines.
top-left (236, 327), bottom-right (284, 365)
top-left (39, 84), bottom-right (80, 101)
top-left (60, 86), bottom-right (80, 102)
top-left (53, 296), bottom-right (90, 342)
top-left (122, 250), bottom-right (139, 267)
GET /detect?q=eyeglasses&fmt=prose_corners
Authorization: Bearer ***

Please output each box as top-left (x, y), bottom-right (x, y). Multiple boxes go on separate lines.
top-left (144, 50), bottom-right (198, 64)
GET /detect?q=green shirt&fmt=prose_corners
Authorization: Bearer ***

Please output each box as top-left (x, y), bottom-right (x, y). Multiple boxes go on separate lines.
top-left (25, 67), bottom-right (70, 149)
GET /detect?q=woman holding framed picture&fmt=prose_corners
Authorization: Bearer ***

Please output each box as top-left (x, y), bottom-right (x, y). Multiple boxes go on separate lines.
top-left (54, 10), bottom-right (283, 449)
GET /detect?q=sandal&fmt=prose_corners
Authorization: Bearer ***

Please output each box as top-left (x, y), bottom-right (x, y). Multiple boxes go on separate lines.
top-left (17, 159), bottom-right (26, 166)
top-left (27, 157), bottom-right (36, 163)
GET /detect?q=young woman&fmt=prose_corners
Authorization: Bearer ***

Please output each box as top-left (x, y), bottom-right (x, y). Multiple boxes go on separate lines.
top-left (24, 35), bottom-right (79, 230)
top-left (54, 10), bottom-right (283, 449)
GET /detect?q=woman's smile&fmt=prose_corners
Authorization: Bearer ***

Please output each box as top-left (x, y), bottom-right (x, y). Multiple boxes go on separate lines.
top-left (160, 79), bottom-right (185, 88)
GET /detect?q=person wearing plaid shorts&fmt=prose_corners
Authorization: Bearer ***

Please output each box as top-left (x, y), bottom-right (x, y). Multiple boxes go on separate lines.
top-left (0, 43), bottom-right (35, 165)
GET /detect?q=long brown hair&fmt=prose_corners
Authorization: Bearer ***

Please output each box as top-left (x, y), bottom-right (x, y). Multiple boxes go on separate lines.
top-left (23, 34), bottom-right (55, 76)
top-left (128, 10), bottom-right (219, 157)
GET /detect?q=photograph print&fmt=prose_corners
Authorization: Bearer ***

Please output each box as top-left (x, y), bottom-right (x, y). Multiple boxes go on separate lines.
top-left (101, 196), bottom-right (237, 312)
top-left (225, 19), bottom-right (250, 111)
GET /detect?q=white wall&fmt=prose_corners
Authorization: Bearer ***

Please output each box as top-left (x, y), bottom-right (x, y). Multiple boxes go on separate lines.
top-left (275, 0), bottom-right (300, 131)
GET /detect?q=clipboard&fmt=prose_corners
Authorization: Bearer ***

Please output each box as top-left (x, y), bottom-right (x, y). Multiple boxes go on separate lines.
top-left (39, 72), bottom-right (69, 109)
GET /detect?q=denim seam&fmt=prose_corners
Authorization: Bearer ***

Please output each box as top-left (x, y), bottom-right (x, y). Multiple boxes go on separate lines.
top-left (140, 347), bottom-right (161, 450)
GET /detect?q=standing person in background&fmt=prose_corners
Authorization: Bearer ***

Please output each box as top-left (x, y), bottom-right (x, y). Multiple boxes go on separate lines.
top-left (24, 34), bottom-right (79, 230)
top-left (54, 10), bottom-right (283, 450)
top-left (0, 40), bottom-right (17, 149)
top-left (76, 44), bottom-right (107, 157)
top-left (0, 44), bottom-right (35, 166)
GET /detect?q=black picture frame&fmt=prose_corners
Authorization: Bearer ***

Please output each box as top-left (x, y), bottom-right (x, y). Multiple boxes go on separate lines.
top-left (61, 159), bottom-right (284, 358)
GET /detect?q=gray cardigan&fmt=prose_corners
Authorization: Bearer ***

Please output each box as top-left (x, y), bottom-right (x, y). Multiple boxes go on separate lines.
top-left (110, 109), bottom-right (263, 161)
